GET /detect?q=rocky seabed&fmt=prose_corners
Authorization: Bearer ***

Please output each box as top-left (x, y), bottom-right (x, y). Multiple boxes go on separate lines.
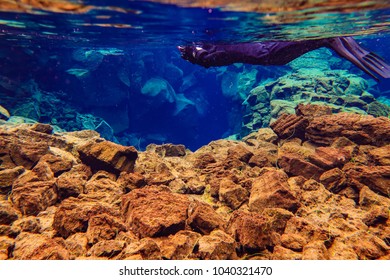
top-left (0, 104), bottom-right (389, 260)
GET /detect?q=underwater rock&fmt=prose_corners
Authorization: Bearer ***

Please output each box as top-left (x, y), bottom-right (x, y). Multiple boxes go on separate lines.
top-left (121, 187), bottom-right (190, 238)
top-left (306, 113), bottom-right (390, 146)
top-left (13, 232), bottom-right (69, 260)
top-left (249, 169), bottom-right (300, 212)
top-left (78, 140), bottom-right (138, 175)
top-left (196, 230), bottom-right (237, 260)
top-left (1, 108), bottom-right (390, 260)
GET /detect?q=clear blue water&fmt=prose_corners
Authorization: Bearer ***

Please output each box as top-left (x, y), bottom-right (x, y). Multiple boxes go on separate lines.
top-left (1, 0), bottom-right (390, 150)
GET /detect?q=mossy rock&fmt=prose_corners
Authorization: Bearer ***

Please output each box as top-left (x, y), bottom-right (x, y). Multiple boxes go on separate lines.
top-left (367, 101), bottom-right (390, 117)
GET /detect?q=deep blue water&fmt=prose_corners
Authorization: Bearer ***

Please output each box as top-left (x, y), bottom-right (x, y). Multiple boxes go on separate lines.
top-left (1, 1), bottom-right (390, 151)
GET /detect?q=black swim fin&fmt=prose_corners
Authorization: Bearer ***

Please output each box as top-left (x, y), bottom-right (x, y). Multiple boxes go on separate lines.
top-left (326, 37), bottom-right (390, 80)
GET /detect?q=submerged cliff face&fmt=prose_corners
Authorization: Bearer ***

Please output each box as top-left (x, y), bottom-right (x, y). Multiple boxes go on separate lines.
top-left (0, 104), bottom-right (389, 260)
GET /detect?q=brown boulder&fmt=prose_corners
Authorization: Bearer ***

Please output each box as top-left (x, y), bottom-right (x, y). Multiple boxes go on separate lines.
top-left (84, 171), bottom-right (123, 203)
top-left (272, 245), bottom-right (302, 260)
top-left (187, 201), bottom-right (225, 234)
top-left (121, 187), bottom-right (190, 238)
top-left (219, 178), bottom-right (248, 209)
top-left (13, 232), bottom-right (69, 260)
top-left (227, 211), bottom-right (272, 250)
top-left (369, 145), bottom-right (390, 165)
top-left (119, 238), bottom-right (161, 260)
top-left (78, 140), bottom-right (138, 175)
top-left (0, 166), bottom-right (25, 189)
top-left (320, 168), bottom-right (347, 193)
top-left (278, 153), bottom-right (324, 180)
top-left (10, 169), bottom-right (57, 216)
top-left (36, 153), bottom-right (74, 176)
top-left (343, 230), bottom-right (389, 259)
top-left (0, 201), bottom-right (19, 225)
top-left (270, 113), bottom-right (309, 140)
top-left (308, 146), bottom-right (352, 169)
top-left (192, 153), bottom-right (217, 169)
top-left (302, 241), bottom-right (328, 260)
top-left (117, 171), bottom-right (146, 192)
top-left (86, 213), bottom-right (127, 244)
top-left (227, 144), bottom-right (253, 163)
top-left (158, 230), bottom-right (201, 260)
top-left (306, 113), bottom-right (390, 146)
top-left (53, 197), bottom-right (119, 238)
top-left (56, 164), bottom-right (91, 200)
top-left (343, 164), bottom-right (390, 197)
top-left (87, 240), bottom-right (126, 258)
top-left (249, 169), bottom-right (300, 213)
top-left (64, 232), bottom-right (88, 259)
top-left (0, 236), bottom-right (14, 260)
top-left (197, 230), bottom-right (237, 260)
top-left (154, 143), bottom-right (187, 157)
top-left (295, 103), bottom-right (332, 117)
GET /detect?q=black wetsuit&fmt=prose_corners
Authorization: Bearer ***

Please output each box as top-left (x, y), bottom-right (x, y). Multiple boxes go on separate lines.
top-left (178, 37), bottom-right (390, 80)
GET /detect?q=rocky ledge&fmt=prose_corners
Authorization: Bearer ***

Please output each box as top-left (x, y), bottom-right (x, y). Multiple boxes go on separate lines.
top-left (0, 104), bottom-right (389, 260)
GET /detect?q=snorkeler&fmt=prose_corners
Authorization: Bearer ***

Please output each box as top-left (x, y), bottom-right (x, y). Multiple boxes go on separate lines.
top-left (178, 37), bottom-right (390, 80)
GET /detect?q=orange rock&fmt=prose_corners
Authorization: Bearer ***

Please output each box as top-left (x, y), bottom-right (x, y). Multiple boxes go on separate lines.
top-left (187, 201), bottom-right (225, 234)
top-left (197, 230), bottom-right (237, 260)
top-left (219, 178), bottom-right (248, 210)
top-left (13, 232), bottom-right (69, 260)
top-left (249, 169), bottom-right (300, 212)
top-left (227, 211), bottom-right (272, 251)
top-left (78, 139), bottom-right (138, 175)
top-left (53, 197), bottom-right (119, 238)
top-left (121, 187), bottom-right (190, 238)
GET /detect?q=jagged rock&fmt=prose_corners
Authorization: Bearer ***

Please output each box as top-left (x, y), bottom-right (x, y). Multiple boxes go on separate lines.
top-left (0, 201), bottom-right (19, 225)
top-left (53, 197), bottom-right (119, 238)
top-left (227, 144), bottom-right (253, 163)
top-left (281, 233), bottom-right (307, 251)
top-left (0, 236), bottom-right (14, 260)
top-left (187, 201), bottom-right (225, 234)
top-left (308, 146), bottom-right (352, 169)
top-left (86, 213), bottom-right (127, 244)
top-left (11, 216), bottom-right (41, 233)
top-left (320, 168), bottom-right (347, 193)
top-left (302, 241), bottom-right (328, 260)
top-left (295, 103), bottom-right (332, 117)
top-left (227, 211), bottom-right (273, 251)
top-left (84, 171), bottom-right (123, 204)
top-left (219, 178), bottom-right (248, 210)
top-left (197, 230), bottom-right (237, 260)
top-left (13, 232), bottom-right (69, 260)
top-left (117, 171), bottom-right (146, 192)
top-left (10, 168), bottom-right (57, 216)
top-left (78, 140), bottom-right (138, 175)
top-left (249, 169), bottom-right (300, 212)
top-left (56, 164), bottom-right (91, 200)
top-left (306, 113), bottom-right (390, 146)
top-left (64, 233), bottom-right (88, 259)
top-left (121, 187), bottom-right (190, 238)
top-left (270, 114), bottom-right (309, 140)
top-left (343, 164), bottom-right (390, 197)
top-left (153, 143), bottom-right (187, 157)
top-left (158, 230), bottom-right (201, 260)
top-left (272, 245), bottom-right (302, 260)
top-left (119, 238), bottom-right (161, 260)
top-left (87, 240), bottom-right (126, 258)
top-left (0, 166), bottom-right (25, 189)
top-left (192, 153), bottom-right (217, 169)
top-left (369, 145), bottom-right (390, 165)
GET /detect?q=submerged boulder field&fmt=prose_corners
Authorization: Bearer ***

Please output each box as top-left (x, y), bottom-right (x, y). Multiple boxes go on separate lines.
top-left (0, 104), bottom-right (389, 260)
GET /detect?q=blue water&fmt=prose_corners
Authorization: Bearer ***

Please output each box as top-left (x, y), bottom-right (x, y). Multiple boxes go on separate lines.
top-left (1, 0), bottom-right (390, 151)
